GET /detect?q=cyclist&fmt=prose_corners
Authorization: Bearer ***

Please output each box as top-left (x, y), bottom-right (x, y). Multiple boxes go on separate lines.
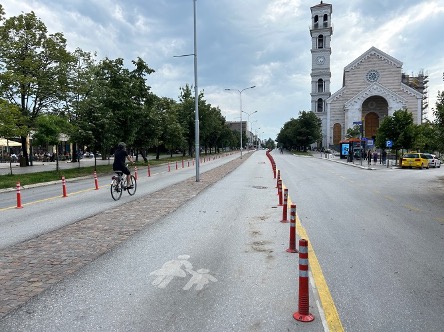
top-left (113, 142), bottom-right (134, 189)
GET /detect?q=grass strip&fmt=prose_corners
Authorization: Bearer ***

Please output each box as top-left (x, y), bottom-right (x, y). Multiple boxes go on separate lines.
top-left (0, 155), bottom-right (191, 190)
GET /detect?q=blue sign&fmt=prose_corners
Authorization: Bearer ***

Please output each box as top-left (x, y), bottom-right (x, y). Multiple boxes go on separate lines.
top-left (341, 143), bottom-right (349, 156)
top-left (386, 140), bottom-right (393, 148)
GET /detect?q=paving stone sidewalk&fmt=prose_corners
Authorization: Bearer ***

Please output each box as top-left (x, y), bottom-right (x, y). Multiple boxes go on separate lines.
top-left (0, 154), bottom-right (251, 319)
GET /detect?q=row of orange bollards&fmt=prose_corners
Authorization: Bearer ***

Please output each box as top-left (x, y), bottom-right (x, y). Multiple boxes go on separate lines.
top-left (13, 153), bottom-right (234, 209)
top-left (265, 149), bottom-right (314, 323)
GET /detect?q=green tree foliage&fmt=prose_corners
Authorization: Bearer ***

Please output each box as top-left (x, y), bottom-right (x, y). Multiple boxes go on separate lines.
top-left (433, 91), bottom-right (444, 153)
top-left (375, 109), bottom-right (416, 150)
top-left (0, 99), bottom-right (28, 138)
top-left (345, 125), bottom-right (361, 139)
top-left (0, 6), bottom-right (241, 163)
top-left (33, 114), bottom-right (70, 147)
top-left (264, 138), bottom-right (276, 150)
top-left (276, 111), bottom-right (321, 151)
top-left (0, 9), bottom-right (75, 165)
top-left (178, 84), bottom-right (196, 156)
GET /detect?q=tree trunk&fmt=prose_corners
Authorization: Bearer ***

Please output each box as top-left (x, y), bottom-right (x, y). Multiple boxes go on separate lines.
top-left (20, 136), bottom-right (29, 167)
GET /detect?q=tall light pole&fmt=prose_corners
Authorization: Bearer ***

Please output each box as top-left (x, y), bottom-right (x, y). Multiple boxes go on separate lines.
top-left (193, 0), bottom-right (199, 181)
top-left (225, 86), bottom-right (256, 158)
top-left (242, 110), bottom-right (257, 149)
top-left (174, 0), bottom-right (199, 181)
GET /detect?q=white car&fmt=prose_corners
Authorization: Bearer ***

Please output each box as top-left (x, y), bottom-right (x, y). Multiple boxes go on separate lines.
top-left (423, 153), bottom-right (441, 168)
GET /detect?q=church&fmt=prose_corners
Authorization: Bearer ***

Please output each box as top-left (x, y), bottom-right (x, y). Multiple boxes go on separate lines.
top-left (309, 2), bottom-right (427, 149)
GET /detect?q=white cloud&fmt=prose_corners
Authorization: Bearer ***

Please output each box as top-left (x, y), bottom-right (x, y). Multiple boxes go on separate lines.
top-left (1, 0), bottom-right (443, 139)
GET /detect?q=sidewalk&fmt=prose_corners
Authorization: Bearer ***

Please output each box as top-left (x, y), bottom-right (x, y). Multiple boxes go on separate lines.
top-left (317, 152), bottom-right (399, 170)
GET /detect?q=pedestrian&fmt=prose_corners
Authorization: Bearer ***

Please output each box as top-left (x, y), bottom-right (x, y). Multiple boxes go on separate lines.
top-left (382, 150), bottom-right (387, 165)
top-left (367, 150), bottom-right (372, 165)
top-left (373, 151), bottom-right (378, 164)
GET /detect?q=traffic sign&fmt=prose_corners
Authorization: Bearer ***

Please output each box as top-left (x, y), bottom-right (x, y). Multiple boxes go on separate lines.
top-left (386, 140), bottom-right (393, 148)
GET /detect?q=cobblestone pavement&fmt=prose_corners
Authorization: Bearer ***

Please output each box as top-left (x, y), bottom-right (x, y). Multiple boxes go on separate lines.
top-left (0, 154), bottom-right (251, 319)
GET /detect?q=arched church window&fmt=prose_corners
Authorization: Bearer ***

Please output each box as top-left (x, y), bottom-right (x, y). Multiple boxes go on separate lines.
top-left (313, 15), bottom-right (318, 28)
top-left (317, 78), bottom-right (324, 92)
top-left (317, 98), bottom-right (323, 112)
top-left (323, 14), bottom-right (328, 27)
top-left (317, 35), bottom-right (324, 48)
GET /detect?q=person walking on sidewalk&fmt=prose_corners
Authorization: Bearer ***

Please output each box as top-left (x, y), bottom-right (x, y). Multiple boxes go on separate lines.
top-left (373, 151), bottom-right (378, 165)
top-left (367, 150), bottom-right (372, 165)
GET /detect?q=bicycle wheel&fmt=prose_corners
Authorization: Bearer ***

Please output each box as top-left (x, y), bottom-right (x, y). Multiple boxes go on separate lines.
top-left (127, 175), bottom-right (137, 196)
top-left (110, 178), bottom-right (123, 201)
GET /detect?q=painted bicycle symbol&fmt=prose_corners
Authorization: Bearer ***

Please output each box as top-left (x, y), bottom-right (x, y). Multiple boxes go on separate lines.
top-left (150, 255), bottom-right (217, 290)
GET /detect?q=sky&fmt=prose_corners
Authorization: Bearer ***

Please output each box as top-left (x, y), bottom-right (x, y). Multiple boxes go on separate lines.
top-left (1, 0), bottom-right (444, 142)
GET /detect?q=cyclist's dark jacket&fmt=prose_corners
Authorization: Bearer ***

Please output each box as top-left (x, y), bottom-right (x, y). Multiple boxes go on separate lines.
top-left (113, 148), bottom-right (130, 175)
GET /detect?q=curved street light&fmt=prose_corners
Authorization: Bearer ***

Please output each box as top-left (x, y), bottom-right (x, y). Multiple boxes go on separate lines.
top-left (225, 86), bottom-right (256, 158)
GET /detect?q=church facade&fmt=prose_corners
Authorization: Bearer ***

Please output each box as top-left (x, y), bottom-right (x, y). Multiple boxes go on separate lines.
top-left (309, 2), bottom-right (424, 148)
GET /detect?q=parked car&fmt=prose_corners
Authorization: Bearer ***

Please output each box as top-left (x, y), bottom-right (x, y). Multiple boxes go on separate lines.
top-left (423, 153), bottom-right (441, 168)
top-left (401, 153), bottom-right (429, 169)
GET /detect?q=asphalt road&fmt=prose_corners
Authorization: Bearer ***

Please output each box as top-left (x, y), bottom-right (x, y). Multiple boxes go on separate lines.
top-left (0, 153), bottom-right (242, 249)
top-left (1, 149), bottom-right (443, 331)
top-left (273, 151), bottom-right (444, 332)
top-left (0, 150), bottom-right (326, 332)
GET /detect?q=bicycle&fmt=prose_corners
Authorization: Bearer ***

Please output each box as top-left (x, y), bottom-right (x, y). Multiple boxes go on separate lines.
top-left (110, 167), bottom-right (137, 201)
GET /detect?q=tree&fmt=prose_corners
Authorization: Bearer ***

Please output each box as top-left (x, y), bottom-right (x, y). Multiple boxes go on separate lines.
top-left (0, 99), bottom-right (28, 173)
top-left (276, 111), bottom-right (321, 151)
top-left (33, 114), bottom-right (71, 171)
top-left (178, 85), bottom-right (196, 157)
top-left (0, 99), bottom-right (28, 139)
top-left (345, 125), bottom-right (361, 139)
top-left (433, 91), bottom-right (444, 154)
top-left (0, 9), bottom-right (75, 166)
top-left (376, 110), bottom-right (416, 151)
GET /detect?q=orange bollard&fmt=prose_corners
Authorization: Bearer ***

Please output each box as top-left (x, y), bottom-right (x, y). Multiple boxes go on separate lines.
top-left (62, 176), bottom-right (67, 197)
top-left (278, 179), bottom-right (283, 206)
top-left (293, 239), bottom-right (314, 322)
top-left (175, 161), bottom-right (178, 170)
top-left (281, 188), bottom-right (289, 222)
top-left (286, 204), bottom-right (298, 253)
top-left (94, 171), bottom-right (99, 190)
top-left (276, 169), bottom-right (280, 188)
top-left (147, 163), bottom-right (151, 177)
top-left (134, 166), bottom-right (138, 180)
top-left (16, 182), bottom-right (23, 209)
top-left (168, 162), bottom-right (171, 172)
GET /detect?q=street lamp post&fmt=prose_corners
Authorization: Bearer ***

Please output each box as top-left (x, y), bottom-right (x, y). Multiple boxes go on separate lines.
top-left (225, 86), bottom-right (256, 158)
top-left (242, 110), bottom-right (257, 149)
top-left (174, 0), bottom-right (200, 181)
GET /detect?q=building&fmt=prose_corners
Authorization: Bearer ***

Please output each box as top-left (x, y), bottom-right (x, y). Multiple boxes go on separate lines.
top-left (226, 121), bottom-right (258, 148)
top-left (309, 2), bottom-right (426, 149)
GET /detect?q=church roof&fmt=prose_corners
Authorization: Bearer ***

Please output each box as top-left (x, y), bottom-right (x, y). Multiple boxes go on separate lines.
top-left (344, 46), bottom-right (403, 72)
top-left (311, 1), bottom-right (331, 9)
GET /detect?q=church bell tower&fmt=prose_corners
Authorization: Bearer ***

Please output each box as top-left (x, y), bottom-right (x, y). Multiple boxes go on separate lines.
top-left (310, 1), bottom-right (332, 148)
